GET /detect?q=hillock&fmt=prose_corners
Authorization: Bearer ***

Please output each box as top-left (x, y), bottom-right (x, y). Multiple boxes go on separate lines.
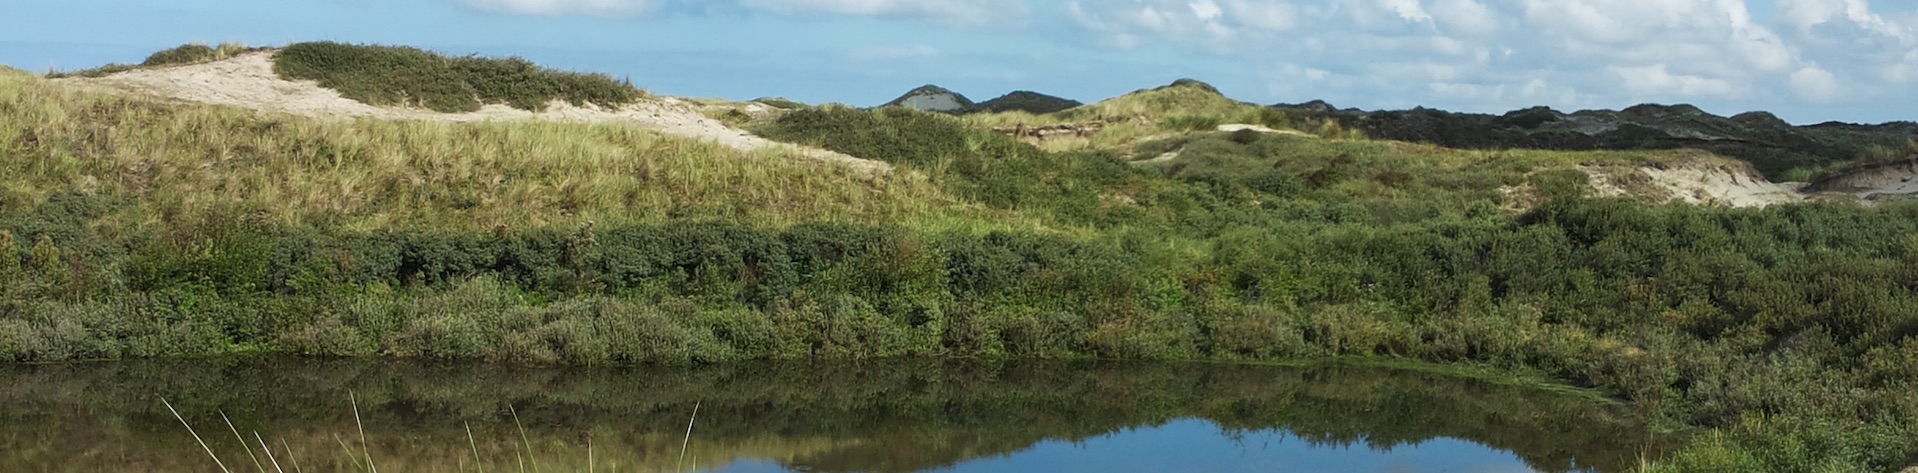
top-left (48, 42), bottom-right (263, 78)
top-left (882, 84), bottom-right (974, 113)
top-left (975, 91), bottom-right (1081, 114)
top-left (1273, 101), bottom-right (1918, 180)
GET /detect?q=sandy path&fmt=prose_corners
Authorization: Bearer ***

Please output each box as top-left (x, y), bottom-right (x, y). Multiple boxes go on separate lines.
top-left (63, 52), bottom-right (890, 174)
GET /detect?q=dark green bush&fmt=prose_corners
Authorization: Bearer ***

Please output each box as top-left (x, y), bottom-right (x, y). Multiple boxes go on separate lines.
top-left (273, 42), bottom-right (643, 112)
top-left (1162, 115), bottom-right (1222, 131)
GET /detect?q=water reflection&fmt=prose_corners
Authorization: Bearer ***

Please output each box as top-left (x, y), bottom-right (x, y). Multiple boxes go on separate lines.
top-left (0, 358), bottom-right (1665, 472)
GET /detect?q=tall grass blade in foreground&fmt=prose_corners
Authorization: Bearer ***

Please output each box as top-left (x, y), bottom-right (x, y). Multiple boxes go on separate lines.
top-left (351, 391), bottom-right (378, 473)
top-left (281, 438), bottom-right (305, 473)
top-left (221, 411), bottom-right (267, 473)
top-left (333, 434), bottom-right (366, 472)
top-left (678, 401), bottom-right (700, 473)
top-left (466, 421), bottom-right (486, 473)
top-left (511, 405), bottom-right (541, 473)
top-left (162, 398), bottom-right (234, 473)
top-left (255, 432), bottom-right (286, 473)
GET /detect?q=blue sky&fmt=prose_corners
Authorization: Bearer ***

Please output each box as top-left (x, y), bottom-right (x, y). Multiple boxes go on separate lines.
top-left (3, 0), bottom-right (1915, 124)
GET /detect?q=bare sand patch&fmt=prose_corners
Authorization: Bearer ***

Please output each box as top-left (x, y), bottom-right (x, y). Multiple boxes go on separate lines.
top-left (1578, 156), bottom-right (1806, 208)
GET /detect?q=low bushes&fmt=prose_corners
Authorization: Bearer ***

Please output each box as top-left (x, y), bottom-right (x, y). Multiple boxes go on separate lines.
top-left (273, 42), bottom-right (642, 112)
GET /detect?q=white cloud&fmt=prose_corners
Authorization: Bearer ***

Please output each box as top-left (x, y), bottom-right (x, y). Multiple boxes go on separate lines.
top-left (1431, 0), bottom-right (1498, 36)
top-left (461, 0), bottom-right (1025, 25)
top-left (457, 0), bottom-right (1918, 118)
top-left (1067, 0), bottom-right (1249, 50)
top-left (1790, 65), bottom-right (1843, 102)
top-left (1190, 0), bottom-right (1223, 22)
top-left (1611, 64), bottom-right (1741, 97)
top-left (737, 0), bottom-right (1025, 27)
top-left (1382, 0), bottom-right (1433, 24)
top-left (1221, 0), bottom-right (1300, 31)
top-left (461, 0), bottom-right (658, 17)
top-left (1779, 0), bottom-right (1913, 41)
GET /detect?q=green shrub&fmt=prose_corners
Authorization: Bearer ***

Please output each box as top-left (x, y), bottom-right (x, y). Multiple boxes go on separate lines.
top-left (27, 235), bottom-right (60, 280)
top-left (1161, 115), bottom-right (1222, 132)
top-left (0, 230), bottom-right (18, 279)
top-left (273, 42), bottom-right (643, 112)
top-left (126, 210), bottom-right (274, 296)
top-left (141, 42), bottom-right (256, 67)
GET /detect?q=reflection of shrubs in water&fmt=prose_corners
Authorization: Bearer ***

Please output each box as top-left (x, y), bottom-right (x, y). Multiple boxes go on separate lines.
top-left (0, 358), bottom-right (1665, 473)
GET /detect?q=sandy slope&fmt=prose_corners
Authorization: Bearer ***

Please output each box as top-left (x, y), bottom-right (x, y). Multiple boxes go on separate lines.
top-left (1815, 160), bottom-right (1918, 199)
top-left (1579, 158), bottom-right (1806, 208)
top-left (62, 52), bottom-right (890, 174)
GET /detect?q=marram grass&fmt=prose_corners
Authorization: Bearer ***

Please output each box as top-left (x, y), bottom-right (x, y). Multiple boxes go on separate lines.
top-left (0, 71), bottom-right (991, 232)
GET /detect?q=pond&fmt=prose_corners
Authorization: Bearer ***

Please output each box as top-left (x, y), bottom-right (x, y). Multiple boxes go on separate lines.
top-left (0, 358), bottom-right (1668, 472)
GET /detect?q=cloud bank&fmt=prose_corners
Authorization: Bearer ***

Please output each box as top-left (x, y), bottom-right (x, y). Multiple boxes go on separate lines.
top-left (460, 0), bottom-right (1918, 118)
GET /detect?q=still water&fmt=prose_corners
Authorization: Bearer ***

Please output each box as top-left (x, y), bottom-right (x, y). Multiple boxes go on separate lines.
top-left (0, 358), bottom-right (1666, 472)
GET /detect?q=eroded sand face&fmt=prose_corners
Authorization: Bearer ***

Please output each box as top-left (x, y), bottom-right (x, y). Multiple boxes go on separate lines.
top-left (1578, 159), bottom-right (1807, 208)
top-left (63, 52), bottom-right (890, 174)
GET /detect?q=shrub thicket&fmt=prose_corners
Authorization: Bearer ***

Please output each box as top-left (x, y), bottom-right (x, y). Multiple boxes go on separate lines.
top-left (273, 42), bottom-right (643, 112)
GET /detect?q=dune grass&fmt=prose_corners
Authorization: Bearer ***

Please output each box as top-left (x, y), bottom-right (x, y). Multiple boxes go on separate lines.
top-left (957, 80), bottom-right (1355, 152)
top-left (0, 71), bottom-right (969, 232)
top-left (273, 42), bottom-right (644, 113)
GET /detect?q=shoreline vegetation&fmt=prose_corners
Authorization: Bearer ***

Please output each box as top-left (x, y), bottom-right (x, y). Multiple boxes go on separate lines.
top-left (5, 43), bottom-right (1918, 472)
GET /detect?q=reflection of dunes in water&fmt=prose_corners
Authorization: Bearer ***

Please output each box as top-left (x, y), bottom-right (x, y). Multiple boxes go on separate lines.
top-left (0, 359), bottom-right (1667, 473)
top-left (3, 418), bottom-right (861, 473)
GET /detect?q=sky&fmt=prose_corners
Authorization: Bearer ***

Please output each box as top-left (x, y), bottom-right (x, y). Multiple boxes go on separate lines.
top-left (2, 0), bottom-right (1916, 124)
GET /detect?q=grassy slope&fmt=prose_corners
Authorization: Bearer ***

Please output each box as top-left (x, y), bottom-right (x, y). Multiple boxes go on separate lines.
top-left (0, 70), bottom-right (966, 231)
top-left (4, 52), bottom-right (1918, 472)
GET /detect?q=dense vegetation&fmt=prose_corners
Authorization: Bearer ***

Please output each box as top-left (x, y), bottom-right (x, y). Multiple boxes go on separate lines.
top-left (274, 42), bottom-right (643, 113)
top-left (5, 52), bottom-right (1918, 471)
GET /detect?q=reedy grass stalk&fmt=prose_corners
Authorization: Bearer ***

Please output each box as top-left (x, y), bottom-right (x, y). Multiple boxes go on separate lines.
top-left (255, 431), bottom-right (285, 473)
top-left (466, 421), bottom-right (485, 473)
top-left (333, 433), bottom-right (365, 472)
top-left (678, 401), bottom-right (700, 473)
top-left (351, 391), bottom-right (377, 473)
top-left (162, 398), bottom-right (234, 473)
top-left (281, 438), bottom-right (305, 473)
top-left (221, 411), bottom-right (267, 473)
top-left (510, 405), bottom-right (539, 473)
